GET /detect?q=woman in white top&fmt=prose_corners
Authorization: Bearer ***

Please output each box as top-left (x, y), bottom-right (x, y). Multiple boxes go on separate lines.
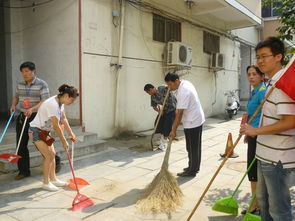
top-left (30, 84), bottom-right (79, 191)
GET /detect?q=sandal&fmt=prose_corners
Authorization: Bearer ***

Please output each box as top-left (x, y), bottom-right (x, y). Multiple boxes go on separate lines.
top-left (241, 208), bottom-right (260, 215)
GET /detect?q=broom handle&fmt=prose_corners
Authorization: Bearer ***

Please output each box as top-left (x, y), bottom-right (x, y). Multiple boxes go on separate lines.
top-left (231, 157), bottom-right (257, 197)
top-left (66, 149), bottom-right (80, 194)
top-left (71, 141), bottom-right (74, 168)
top-left (15, 117), bottom-right (28, 155)
top-left (161, 138), bottom-right (173, 170)
top-left (247, 192), bottom-right (257, 212)
top-left (0, 112), bottom-right (15, 143)
top-left (152, 87), bottom-right (171, 134)
top-left (186, 86), bottom-right (275, 221)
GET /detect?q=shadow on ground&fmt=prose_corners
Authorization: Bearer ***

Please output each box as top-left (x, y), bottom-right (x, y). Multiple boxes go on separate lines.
top-left (204, 188), bottom-right (251, 208)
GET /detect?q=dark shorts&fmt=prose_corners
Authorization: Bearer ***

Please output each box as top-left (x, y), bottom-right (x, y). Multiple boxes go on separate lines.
top-left (155, 111), bottom-right (175, 137)
top-left (247, 136), bottom-right (258, 182)
top-left (29, 127), bottom-right (41, 143)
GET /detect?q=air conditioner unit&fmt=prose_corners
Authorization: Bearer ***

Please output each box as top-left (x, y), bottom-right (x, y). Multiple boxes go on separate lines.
top-left (210, 53), bottom-right (225, 69)
top-left (166, 42), bottom-right (192, 67)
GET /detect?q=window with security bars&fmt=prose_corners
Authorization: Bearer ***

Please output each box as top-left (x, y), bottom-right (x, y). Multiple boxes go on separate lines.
top-left (203, 31), bottom-right (220, 54)
top-left (153, 14), bottom-right (181, 43)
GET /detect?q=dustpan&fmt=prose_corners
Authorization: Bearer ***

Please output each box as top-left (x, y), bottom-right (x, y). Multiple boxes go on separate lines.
top-left (67, 140), bottom-right (90, 190)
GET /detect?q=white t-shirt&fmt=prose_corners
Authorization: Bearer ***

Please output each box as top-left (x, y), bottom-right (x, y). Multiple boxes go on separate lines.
top-left (174, 80), bottom-right (205, 129)
top-left (30, 96), bottom-right (64, 131)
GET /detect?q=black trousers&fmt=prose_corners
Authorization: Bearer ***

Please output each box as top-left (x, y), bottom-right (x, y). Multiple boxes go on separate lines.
top-left (184, 125), bottom-right (203, 173)
top-left (16, 113), bottom-right (61, 175)
top-left (247, 136), bottom-right (258, 182)
top-left (155, 111), bottom-right (175, 137)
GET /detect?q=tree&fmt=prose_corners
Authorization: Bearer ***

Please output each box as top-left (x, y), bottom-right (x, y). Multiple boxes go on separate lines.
top-left (262, 0), bottom-right (295, 63)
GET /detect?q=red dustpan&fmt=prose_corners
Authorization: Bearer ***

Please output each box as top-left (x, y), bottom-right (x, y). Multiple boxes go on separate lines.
top-left (67, 140), bottom-right (90, 190)
top-left (66, 149), bottom-right (94, 211)
top-left (0, 116), bottom-right (27, 163)
top-left (0, 153), bottom-right (21, 163)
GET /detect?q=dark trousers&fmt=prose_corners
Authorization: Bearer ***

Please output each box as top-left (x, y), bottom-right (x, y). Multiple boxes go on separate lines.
top-left (247, 136), bottom-right (258, 182)
top-left (16, 113), bottom-right (61, 175)
top-left (155, 111), bottom-right (175, 137)
top-left (184, 125), bottom-right (203, 173)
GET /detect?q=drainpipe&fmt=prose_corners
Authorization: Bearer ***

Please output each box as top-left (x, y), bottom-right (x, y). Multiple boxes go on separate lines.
top-left (113, 0), bottom-right (126, 131)
top-left (118, 0), bottom-right (125, 68)
top-left (78, 0), bottom-right (84, 131)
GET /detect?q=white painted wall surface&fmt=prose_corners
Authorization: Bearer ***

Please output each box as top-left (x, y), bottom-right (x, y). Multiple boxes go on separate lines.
top-left (82, 0), bottom-right (245, 137)
top-left (6, 0), bottom-right (79, 121)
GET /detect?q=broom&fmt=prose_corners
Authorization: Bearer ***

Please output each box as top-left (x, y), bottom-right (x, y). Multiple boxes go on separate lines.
top-left (137, 139), bottom-right (183, 214)
top-left (186, 86), bottom-right (275, 221)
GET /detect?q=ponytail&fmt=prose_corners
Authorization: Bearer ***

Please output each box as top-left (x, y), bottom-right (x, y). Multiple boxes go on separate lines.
top-left (58, 84), bottom-right (79, 98)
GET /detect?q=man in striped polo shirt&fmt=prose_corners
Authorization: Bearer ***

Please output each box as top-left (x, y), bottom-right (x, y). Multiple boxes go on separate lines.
top-left (240, 37), bottom-right (295, 221)
top-left (10, 62), bottom-right (61, 180)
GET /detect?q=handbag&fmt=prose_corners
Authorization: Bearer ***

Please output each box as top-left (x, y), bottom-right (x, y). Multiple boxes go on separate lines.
top-left (38, 128), bottom-right (55, 146)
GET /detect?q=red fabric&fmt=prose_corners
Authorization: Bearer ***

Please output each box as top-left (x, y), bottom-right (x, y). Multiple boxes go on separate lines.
top-left (275, 58), bottom-right (295, 101)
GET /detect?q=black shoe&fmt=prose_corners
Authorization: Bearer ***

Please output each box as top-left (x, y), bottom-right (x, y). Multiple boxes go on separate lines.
top-left (183, 167), bottom-right (189, 172)
top-left (177, 171), bottom-right (196, 177)
top-left (55, 163), bottom-right (62, 173)
top-left (15, 174), bottom-right (30, 180)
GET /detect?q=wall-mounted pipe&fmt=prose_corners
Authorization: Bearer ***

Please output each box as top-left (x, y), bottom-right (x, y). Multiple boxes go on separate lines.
top-left (113, 0), bottom-right (126, 131)
top-left (78, 0), bottom-right (84, 131)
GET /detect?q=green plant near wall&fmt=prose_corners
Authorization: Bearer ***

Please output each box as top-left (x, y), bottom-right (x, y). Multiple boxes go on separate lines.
top-left (262, 0), bottom-right (295, 64)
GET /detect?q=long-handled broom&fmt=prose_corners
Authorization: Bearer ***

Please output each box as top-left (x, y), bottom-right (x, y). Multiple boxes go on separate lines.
top-left (0, 112), bottom-right (15, 143)
top-left (212, 157), bottom-right (257, 216)
top-left (65, 148), bottom-right (94, 211)
top-left (242, 193), bottom-right (261, 221)
top-left (67, 140), bottom-right (90, 190)
top-left (0, 116), bottom-right (26, 163)
top-left (137, 139), bottom-right (183, 214)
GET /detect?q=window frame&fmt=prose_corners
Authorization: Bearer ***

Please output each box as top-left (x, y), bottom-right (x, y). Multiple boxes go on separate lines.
top-left (152, 14), bottom-right (181, 43)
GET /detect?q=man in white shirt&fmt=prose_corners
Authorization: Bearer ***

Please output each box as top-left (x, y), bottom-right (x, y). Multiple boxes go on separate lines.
top-left (240, 37), bottom-right (295, 221)
top-left (165, 72), bottom-right (205, 177)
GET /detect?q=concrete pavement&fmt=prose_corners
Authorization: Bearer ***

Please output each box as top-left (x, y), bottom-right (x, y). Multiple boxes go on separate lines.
top-left (0, 113), bottom-right (294, 221)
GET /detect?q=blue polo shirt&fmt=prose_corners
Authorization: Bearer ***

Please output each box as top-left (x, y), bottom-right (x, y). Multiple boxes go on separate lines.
top-left (247, 82), bottom-right (266, 128)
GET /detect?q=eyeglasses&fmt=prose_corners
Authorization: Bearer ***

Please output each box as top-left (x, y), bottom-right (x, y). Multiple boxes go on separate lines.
top-left (255, 54), bottom-right (274, 61)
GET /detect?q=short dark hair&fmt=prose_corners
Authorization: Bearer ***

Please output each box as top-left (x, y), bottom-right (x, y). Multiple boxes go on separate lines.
top-left (246, 65), bottom-right (264, 77)
top-left (164, 72), bottom-right (179, 82)
top-left (58, 84), bottom-right (79, 98)
top-left (255, 37), bottom-right (285, 64)
top-left (144, 84), bottom-right (154, 91)
top-left (20, 61), bottom-right (36, 71)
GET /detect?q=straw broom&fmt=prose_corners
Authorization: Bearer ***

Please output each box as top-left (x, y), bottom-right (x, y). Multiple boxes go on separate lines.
top-left (137, 139), bottom-right (183, 214)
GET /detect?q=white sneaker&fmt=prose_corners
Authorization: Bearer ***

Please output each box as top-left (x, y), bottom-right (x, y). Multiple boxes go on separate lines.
top-left (42, 182), bottom-right (59, 191)
top-left (51, 179), bottom-right (67, 187)
top-left (158, 143), bottom-right (165, 150)
top-left (162, 138), bottom-right (168, 148)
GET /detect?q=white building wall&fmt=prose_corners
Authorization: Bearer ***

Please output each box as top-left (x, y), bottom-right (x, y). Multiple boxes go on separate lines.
top-left (82, 0), bottom-right (243, 137)
top-left (6, 0), bottom-right (79, 121)
top-left (4, 0), bottom-right (260, 138)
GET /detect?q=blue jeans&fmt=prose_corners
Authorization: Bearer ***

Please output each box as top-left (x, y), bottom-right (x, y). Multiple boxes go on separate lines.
top-left (257, 160), bottom-right (293, 221)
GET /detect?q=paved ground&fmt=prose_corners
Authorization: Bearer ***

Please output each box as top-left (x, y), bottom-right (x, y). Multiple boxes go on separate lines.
top-left (0, 113), bottom-right (294, 221)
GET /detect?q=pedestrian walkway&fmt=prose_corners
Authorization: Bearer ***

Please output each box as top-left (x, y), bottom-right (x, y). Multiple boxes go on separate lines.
top-left (0, 114), bottom-right (294, 221)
